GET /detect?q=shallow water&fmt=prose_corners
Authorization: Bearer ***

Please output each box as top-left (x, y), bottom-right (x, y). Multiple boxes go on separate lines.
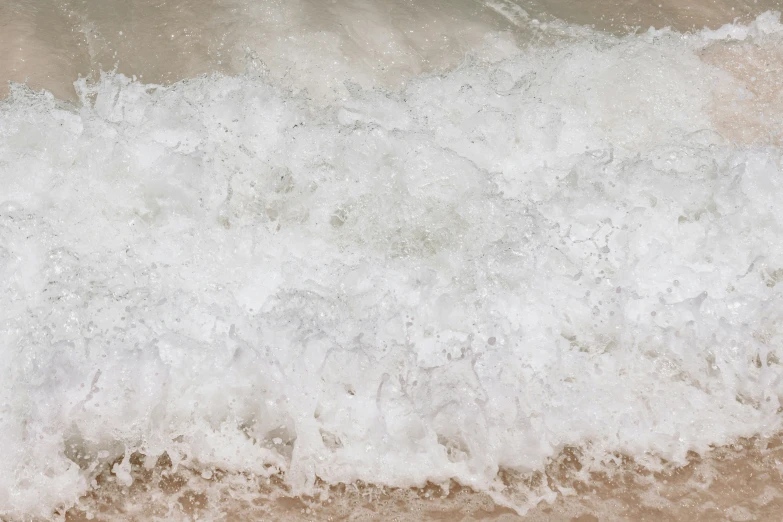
top-left (1, 1), bottom-right (783, 521)
top-left (2, 0), bottom-right (781, 101)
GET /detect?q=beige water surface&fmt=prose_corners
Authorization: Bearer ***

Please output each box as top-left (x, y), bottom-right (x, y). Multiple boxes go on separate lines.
top-left (2, 0), bottom-right (780, 101)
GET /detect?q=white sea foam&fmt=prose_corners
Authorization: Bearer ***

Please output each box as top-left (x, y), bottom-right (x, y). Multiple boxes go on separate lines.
top-left (1, 12), bottom-right (782, 519)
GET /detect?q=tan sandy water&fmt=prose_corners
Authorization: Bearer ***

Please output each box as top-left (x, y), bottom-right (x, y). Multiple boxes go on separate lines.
top-left (2, 0), bottom-right (781, 101)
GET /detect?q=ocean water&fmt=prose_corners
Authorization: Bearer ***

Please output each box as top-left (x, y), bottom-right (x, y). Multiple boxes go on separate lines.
top-left (1, 1), bottom-right (783, 520)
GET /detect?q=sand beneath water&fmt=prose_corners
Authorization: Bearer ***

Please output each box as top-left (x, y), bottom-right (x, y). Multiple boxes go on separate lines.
top-left (59, 435), bottom-right (783, 521)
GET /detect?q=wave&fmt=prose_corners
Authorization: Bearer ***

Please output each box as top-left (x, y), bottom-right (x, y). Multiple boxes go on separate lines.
top-left (1, 11), bottom-right (782, 520)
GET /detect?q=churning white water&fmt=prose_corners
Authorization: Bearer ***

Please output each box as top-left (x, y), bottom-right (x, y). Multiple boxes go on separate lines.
top-left (1, 1), bottom-right (783, 520)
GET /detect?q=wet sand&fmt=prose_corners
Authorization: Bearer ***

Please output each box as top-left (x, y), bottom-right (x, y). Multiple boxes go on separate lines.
top-left (61, 435), bottom-right (783, 521)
